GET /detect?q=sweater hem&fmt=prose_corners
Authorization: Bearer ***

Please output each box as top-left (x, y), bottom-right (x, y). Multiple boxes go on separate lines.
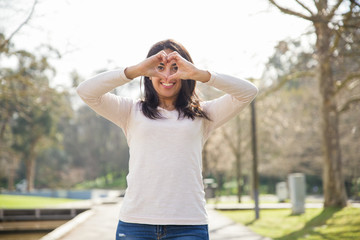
top-left (119, 214), bottom-right (208, 225)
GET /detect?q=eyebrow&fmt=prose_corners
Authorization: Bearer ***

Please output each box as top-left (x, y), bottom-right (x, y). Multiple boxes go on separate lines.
top-left (159, 63), bottom-right (165, 66)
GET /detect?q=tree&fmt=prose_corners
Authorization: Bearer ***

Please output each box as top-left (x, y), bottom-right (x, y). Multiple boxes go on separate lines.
top-left (0, 0), bottom-right (38, 55)
top-left (0, 0), bottom-right (43, 191)
top-left (222, 115), bottom-right (244, 203)
top-left (258, 39), bottom-right (322, 179)
top-left (268, 0), bottom-right (360, 207)
top-left (7, 49), bottom-right (72, 191)
top-left (0, 43), bottom-right (71, 191)
top-left (69, 105), bottom-right (130, 182)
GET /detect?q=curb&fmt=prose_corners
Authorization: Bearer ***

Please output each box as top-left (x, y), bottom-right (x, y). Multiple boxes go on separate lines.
top-left (207, 202), bottom-right (324, 211)
top-left (40, 209), bottom-right (95, 240)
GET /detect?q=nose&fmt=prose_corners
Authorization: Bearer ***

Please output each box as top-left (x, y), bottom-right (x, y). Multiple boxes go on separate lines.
top-left (163, 65), bottom-right (172, 80)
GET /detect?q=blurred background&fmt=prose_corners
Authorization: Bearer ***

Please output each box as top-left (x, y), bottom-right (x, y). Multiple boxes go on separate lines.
top-left (1, 1), bottom-right (360, 238)
top-left (1, 0), bottom-right (359, 203)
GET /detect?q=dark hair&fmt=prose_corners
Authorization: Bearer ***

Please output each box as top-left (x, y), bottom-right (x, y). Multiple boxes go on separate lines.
top-left (141, 39), bottom-right (210, 120)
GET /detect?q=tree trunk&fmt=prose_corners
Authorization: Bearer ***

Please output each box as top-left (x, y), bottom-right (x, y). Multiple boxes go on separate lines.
top-left (315, 22), bottom-right (347, 207)
top-left (7, 158), bottom-right (16, 191)
top-left (235, 116), bottom-right (242, 203)
top-left (202, 140), bottom-right (209, 178)
top-left (26, 156), bottom-right (36, 192)
top-left (251, 100), bottom-right (259, 219)
top-left (235, 151), bottom-right (242, 203)
top-left (26, 141), bottom-right (38, 192)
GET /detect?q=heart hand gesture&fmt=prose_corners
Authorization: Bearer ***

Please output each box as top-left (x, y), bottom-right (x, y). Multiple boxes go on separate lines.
top-left (166, 51), bottom-right (210, 83)
top-left (165, 51), bottom-right (197, 81)
top-left (125, 50), bottom-right (210, 83)
top-left (124, 50), bottom-right (169, 80)
top-left (139, 50), bottom-right (169, 80)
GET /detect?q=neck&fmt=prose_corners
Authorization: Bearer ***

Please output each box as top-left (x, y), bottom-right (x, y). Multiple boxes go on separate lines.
top-left (159, 99), bottom-right (176, 111)
top-left (159, 103), bottom-right (175, 111)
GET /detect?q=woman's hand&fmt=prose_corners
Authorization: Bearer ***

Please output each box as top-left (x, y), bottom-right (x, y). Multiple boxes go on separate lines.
top-left (167, 51), bottom-right (210, 83)
top-left (125, 50), bottom-right (210, 83)
top-left (124, 50), bottom-right (169, 80)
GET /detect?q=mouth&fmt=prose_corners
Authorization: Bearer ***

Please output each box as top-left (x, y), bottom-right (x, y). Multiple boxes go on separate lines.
top-left (161, 82), bottom-right (175, 89)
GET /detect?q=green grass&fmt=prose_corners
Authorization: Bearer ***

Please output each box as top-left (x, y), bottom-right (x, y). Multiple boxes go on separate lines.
top-left (207, 198), bottom-right (290, 204)
top-left (220, 207), bottom-right (360, 240)
top-left (0, 194), bottom-right (81, 209)
top-left (74, 172), bottom-right (127, 189)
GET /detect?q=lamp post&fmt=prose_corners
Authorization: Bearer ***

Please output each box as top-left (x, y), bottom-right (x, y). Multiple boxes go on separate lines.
top-left (251, 100), bottom-right (260, 219)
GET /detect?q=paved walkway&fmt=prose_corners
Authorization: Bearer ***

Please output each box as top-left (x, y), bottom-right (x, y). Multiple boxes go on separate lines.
top-left (41, 201), bottom-right (271, 240)
top-left (207, 208), bottom-right (271, 240)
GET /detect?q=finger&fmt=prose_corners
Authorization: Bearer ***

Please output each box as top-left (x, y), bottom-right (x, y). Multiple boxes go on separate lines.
top-left (166, 51), bottom-right (180, 62)
top-left (155, 52), bottom-right (166, 64)
top-left (167, 51), bottom-right (179, 57)
top-left (153, 51), bottom-right (166, 64)
top-left (169, 59), bottom-right (178, 68)
top-left (152, 70), bottom-right (168, 80)
top-left (167, 72), bottom-right (180, 82)
top-left (159, 50), bottom-right (169, 63)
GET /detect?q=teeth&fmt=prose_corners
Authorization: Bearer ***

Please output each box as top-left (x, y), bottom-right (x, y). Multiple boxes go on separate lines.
top-left (162, 83), bottom-right (174, 86)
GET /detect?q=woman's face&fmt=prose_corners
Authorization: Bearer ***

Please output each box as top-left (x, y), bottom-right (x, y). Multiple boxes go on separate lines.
top-left (150, 49), bottom-right (182, 104)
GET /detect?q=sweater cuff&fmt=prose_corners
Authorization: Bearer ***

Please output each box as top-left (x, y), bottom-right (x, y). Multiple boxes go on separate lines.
top-left (119, 68), bottom-right (133, 83)
top-left (205, 71), bottom-right (217, 86)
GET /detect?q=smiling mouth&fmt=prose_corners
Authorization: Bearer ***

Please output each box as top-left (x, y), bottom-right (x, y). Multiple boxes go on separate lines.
top-left (161, 82), bottom-right (175, 88)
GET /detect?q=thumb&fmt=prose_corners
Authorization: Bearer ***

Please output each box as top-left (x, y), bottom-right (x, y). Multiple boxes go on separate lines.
top-left (151, 71), bottom-right (168, 80)
top-left (167, 72), bottom-right (180, 82)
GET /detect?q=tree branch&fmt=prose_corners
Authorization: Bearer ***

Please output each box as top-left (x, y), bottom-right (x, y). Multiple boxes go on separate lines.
top-left (330, 5), bottom-right (353, 53)
top-left (338, 96), bottom-right (360, 114)
top-left (221, 127), bottom-right (237, 154)
top-left (336, 73), bottom-right (360, 93)
top-left (330, 28), bottom-right (341, 54)
top-left (295, 0), bottom-right (315, 15)
top-left (314, 0), bottom-right (321, 12)
top-left (269, 0), bottom-right (315, 21)
top-left (350, 0), bottom-right (360, 8)
top-left (328, 0), bottom-right (345, 20)
top-left (341, 23), bottom-right (360, 28)
top-left (258, 71), bottom-right (315, 101)
top-left (0, 0), bottom-right (38, 50)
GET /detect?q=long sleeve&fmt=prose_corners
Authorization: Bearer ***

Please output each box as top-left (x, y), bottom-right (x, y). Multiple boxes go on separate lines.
top-left (76, 68), bottom-right (134, 133)
top-left (202, 72), bottom-right (258, 139)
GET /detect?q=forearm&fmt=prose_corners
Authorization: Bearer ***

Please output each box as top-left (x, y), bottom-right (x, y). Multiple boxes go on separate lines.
top-left (76, 68), bottom-right (132, 101)
top-left (76, 68), bottom-right (134, 130)
top-left (206, 72), bottom-right (258, 102)
top-left (202, 73), bottom-right (258, 134)
top-left (124, 64), bottom-right (142, 79)
top-left (192, 69), bottom-right (211, 83)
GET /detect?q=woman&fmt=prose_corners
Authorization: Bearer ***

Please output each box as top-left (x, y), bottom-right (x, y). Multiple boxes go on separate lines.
top-left (76, 39), bottom-right (258, 240)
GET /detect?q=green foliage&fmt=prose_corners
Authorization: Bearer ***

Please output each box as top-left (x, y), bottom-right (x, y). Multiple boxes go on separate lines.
top-left (35, 147), bottom-right (70, 188)
top-left (64, 105), bottom-right (130, 184)
top-left (220, 207), bottom-right (360, 240)
top-left (1, 44), bottom-right (130, 190)
top-left (0, 32), bottom-right (73, 191)
top-left (0, 194), bottom-right (80, 209)
top-left (75, 172), bottom-right (128, 190)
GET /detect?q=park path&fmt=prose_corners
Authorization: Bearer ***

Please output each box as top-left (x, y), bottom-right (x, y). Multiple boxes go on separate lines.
top-left (41, 200), bottom-right (271, 240)
top-left (207, 208), bottom-right (271, 240)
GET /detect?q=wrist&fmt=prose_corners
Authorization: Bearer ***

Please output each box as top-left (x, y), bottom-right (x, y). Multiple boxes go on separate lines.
top-left (124, 64), bottom-right (141, 79)
top-left (192, 69), bottom-right (211, 83)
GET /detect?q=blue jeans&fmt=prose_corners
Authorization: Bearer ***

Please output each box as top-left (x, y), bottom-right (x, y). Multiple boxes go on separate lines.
top-left (116, 220), bottom-right (209, 240)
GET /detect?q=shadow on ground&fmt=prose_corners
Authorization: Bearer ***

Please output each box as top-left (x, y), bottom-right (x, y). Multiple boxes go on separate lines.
top-left (274, 207), bottom-right (342, 240)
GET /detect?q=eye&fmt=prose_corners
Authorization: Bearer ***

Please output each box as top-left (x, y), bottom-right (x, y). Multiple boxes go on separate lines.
top-left (157, 65), bottom-right (164, 71)
top-left (171, 64), bottom-right (178, 72)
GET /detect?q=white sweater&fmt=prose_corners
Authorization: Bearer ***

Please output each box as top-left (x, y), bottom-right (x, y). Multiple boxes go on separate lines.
top-left (76, 68), bottom-right (258, 225)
